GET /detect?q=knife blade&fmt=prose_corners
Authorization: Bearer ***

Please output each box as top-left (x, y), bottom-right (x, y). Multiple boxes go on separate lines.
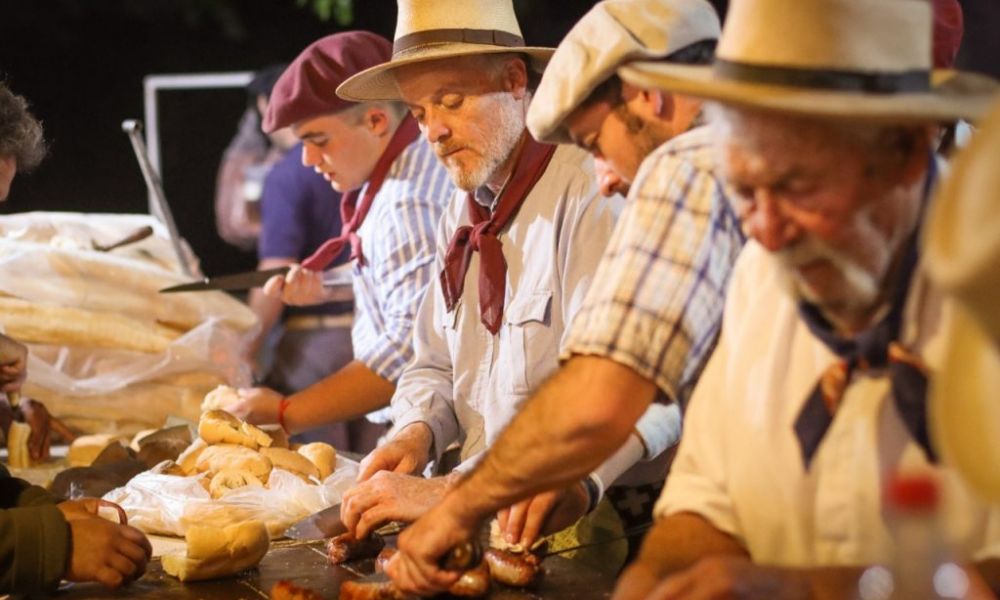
top-left (283, 504), bottom-right (348, 541)
top-left (159, 266), bottom-right (291, 293)
top-left (159, 263), bottom-right (354, 294)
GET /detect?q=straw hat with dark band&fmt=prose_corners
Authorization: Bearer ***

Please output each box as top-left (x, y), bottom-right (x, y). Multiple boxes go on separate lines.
top-left (337, 0), bottom-right (554, 102)
top-left (617, 0), bottom-right (999, 122)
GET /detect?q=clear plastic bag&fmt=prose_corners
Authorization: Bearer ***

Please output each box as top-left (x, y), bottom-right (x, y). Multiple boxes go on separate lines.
top-left (104, 457), bottom-right (359, 538)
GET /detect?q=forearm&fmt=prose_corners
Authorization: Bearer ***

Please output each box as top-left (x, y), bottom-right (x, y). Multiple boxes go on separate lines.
top-left (636, 512), bottom-right (749, 576)
top-left (446, 356), bottom-right (655, 522)
top-left (246, 289), bottom-right (284, 360)
top-left (283, 360), bottom-right (395, 434)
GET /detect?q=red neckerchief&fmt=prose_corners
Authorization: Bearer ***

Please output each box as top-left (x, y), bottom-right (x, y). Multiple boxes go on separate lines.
top-left (439, 134), bottom-right (557, 334)
top-left (301, 115), bottom-right (420, 270)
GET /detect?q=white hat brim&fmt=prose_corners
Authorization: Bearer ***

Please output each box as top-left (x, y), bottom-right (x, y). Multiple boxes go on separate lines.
top-left (618, 62), bottom-right (1000, 122)
top-left (337, 44), bottom-right (555, 102)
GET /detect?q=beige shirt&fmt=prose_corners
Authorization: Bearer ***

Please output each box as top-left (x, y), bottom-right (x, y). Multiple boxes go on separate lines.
top-left (657, 241), bottom-right (1000, 566)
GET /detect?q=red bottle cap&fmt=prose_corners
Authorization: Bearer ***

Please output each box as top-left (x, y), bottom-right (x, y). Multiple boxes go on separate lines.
top-left (888, 473), bottom-right (940, 511)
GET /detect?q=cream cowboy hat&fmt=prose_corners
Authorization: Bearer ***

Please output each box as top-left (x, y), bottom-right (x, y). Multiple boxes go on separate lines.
top-left (337, 0), bottom-right (554, 102)
top-left (926, 100), bottom-right (1000, 501)
top-left (616, 0), bottom-right (999, 122)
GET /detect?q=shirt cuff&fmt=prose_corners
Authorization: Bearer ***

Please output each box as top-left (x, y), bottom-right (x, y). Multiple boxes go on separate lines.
top-left (590, 433), bottom-right (646, 500)
top-left (635, 402), bottom-right (683, 460)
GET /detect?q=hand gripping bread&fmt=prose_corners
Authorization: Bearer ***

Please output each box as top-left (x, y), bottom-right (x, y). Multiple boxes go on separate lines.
top-left (209, 468), bottom-right (264, 499)
top-left (201, 385), bottom-right (240, 412)
top-left (259, 447), bottom-right (319, 481)
top-left (194, 444), bottom-right (272, 481)
top-left (198, 409), bottom-right (272, 450)
top-left (162, 520), bottom-right (269, 581)
top-left (296, 442), bottom-right (336, 480)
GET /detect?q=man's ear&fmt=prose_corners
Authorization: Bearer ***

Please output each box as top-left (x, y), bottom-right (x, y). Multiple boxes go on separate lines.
top-left (895, 126), bottom-right (935, 186)
top-left (366, 107), bottom-right (391, 137)
top-left (647, 90), bottom-right (673, 118)
top-left (503, 57), bottom-right (529, 100)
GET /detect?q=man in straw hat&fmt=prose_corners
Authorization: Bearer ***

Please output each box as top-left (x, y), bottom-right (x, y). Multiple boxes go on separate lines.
top-left (223, 31), bottom-right (454, 451)
top-left (605, 0), bottom-right (1000, 596)
top-left (387, 0), bottom-right (747, 572)
top-left (332, 0), bottom-right (650, 573)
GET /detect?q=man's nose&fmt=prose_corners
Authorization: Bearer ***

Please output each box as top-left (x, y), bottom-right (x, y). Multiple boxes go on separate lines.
top-left (423, 113), bottom-right (450, 145)
top-left (594, 158), bottom-right (626, 198)
top-left (746, 193), bottom-right (802, 252)
top-left (300, 144), bottom-right (320, 168)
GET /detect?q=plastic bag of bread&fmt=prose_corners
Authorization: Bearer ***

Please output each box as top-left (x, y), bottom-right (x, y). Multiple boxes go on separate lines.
top-left (103, 455), bottom-right (360, 538)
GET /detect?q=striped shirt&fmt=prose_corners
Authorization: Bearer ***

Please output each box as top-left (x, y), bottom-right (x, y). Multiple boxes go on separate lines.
top-left (350, 135), bottom-right (454, 386)
top-left (562, 125), bottom-right (746, 406)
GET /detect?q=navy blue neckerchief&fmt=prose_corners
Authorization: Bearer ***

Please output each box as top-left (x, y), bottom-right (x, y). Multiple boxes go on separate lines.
top-left (793, 156), bottom-right (938, 469)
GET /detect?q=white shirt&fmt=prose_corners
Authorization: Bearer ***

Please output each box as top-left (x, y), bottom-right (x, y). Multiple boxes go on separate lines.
top-left (389, 144), bottom-right (624, 464)
top-left (657, 241), bottom-right (1000, 566)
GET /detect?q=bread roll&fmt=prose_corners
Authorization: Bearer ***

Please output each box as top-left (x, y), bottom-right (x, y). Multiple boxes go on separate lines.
top-left (259, 424), bottom-right (289, 449)
top-left (198, 409), bottom-right (271, 450)
top-left (162, 521), bottom-right (269, 582)
top-left (67, 433), bottom-right (127, 467)
top-left (195, 444), bottom-right (272, 482)
top-left (176, 438), bottom-right (208, 475)
top-left (7, 421), bottom-right (31, 468)
top-left (259, 447), bottom-right (319, 481)
top-left (201, 385), bottom-right (240, 412)
top-left (297, 442), bottom-right (336, 480)
top-left (209, 469), bottom-right (264, 499)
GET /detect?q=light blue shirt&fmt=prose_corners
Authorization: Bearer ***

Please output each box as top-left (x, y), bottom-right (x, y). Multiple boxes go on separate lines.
top-left (351, 136), bottom-right (454, 390)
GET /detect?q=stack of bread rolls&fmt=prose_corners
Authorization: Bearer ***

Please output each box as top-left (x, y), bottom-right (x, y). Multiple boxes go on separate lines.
top-left (163, 408), bottom-right (338, 499)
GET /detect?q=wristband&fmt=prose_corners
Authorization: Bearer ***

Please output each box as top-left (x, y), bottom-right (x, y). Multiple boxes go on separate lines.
top-left (583, 475), bottom-right (602, 514)
top-left (277, 396), bottom-right (292, 435)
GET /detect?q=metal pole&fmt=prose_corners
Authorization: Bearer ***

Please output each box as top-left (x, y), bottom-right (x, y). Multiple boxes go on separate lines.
top-left (121, 119), bottom-right (193, 277)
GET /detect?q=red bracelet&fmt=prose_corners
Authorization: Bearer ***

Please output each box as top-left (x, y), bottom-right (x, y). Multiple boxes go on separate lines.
top-left (277, 396), bottom-right (293, 435)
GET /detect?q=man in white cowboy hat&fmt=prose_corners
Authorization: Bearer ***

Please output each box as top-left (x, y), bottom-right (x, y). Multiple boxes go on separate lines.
top-left (330, 0), bottom-right (664, 582)
top-left (603, 0), bottom-right (1000, 596)
top-left (387, 0), bottom-right (746, 572)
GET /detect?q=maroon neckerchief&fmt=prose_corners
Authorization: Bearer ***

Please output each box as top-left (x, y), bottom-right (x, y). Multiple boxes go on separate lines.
top-left (439, 134), bottom-right (557, 335)
top-left (301, 115), bottom-right (420, 270)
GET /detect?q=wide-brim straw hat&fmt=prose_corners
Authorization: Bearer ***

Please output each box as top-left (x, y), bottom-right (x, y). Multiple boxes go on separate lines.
top-left (617, 0), bottom-right (999, 122)
top-left (925, 100), bottom-right (1000, 501)
top-left (337, 0), bottom-right (554, 102)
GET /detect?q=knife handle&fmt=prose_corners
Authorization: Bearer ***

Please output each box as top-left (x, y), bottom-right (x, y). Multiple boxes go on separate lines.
top-left (439, 540), bottom-right (482, 571)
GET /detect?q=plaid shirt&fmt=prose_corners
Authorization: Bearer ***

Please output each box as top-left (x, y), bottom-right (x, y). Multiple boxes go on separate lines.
top-left (562, 125), bottom-right (746, 405)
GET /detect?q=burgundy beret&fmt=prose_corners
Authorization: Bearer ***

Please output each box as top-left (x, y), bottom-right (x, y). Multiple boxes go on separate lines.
top-left (932, 0), bottom-right (963, 69)
top-left (263, 31), bottom-right (393, 133)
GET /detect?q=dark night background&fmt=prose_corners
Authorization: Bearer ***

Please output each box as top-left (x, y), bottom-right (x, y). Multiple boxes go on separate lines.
top-left (0, 0), bottom-right (996, 277)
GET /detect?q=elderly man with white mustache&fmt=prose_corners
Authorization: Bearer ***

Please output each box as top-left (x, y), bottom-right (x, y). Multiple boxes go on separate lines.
top-left (605, 0), bottom-right (1000, 597)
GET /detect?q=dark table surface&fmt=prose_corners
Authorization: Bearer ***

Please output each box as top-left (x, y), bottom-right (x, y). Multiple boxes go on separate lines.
top-left (53, 538), bottom-right (619, 600)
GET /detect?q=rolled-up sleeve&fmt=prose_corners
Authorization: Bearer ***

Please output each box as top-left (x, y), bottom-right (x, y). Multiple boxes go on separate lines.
top-left (653, 340), bottom-right (741, 541)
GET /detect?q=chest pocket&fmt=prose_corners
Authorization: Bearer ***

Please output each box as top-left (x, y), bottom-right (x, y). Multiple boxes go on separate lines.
top-left (501, 290), bottom-right (554, 395)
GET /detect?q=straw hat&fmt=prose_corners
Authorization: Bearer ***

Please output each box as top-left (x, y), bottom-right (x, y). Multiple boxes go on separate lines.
top-left (925, 100), bottom-right (1000, 501)
top-left (617, 0), bottom-right (999, 122)
top-left (528, 0), bottom-right (720, 145)
top-left (337, 0), bottom-right (554, 102)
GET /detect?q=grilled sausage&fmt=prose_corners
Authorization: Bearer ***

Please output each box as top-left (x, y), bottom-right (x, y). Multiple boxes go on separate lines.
top-left (448, 562), bottom-right (490, 597)
top-left (484, 548), bottom-right (542, 587)
top-left (327, 532), bottom-right (386, 565)
top-left (374, 547), bottom-right (396, 573)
